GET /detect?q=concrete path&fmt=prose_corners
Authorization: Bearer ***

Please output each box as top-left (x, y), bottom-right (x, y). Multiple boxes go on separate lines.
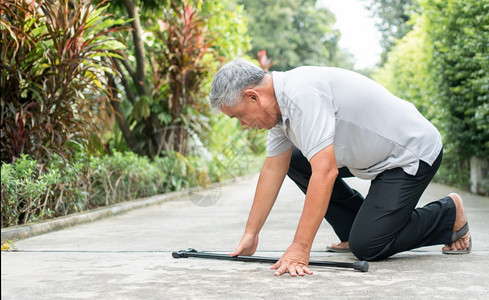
top-left (2, 175), bottom-right (489, 299)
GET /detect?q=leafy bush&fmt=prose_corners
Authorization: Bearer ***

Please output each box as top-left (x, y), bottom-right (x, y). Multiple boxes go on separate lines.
top-left (0, 0), bottom-right (126, 165)
top-left (1, 135), bottom-right (266, 227)
top-left (1, 154), bottom-right (79, 226)
top-left (422, 0), bottom-right (489, 159)
top-left (1, 152), bottom-right (158, 227)
top-left (372, 15), bottom-right (436, 121)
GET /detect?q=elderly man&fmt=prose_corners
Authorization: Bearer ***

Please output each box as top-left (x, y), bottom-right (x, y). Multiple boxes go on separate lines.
top-left (209, 59), bottom-right (471, 277)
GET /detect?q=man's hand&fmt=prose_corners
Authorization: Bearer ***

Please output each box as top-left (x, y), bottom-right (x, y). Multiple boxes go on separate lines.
top-left (230, 232), bottom-right (259, 256)
top-left (271, 243), bottom-right (313, 277)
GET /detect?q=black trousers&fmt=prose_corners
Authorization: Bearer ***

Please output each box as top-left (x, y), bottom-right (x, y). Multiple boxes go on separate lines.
top-left (287, 147), bottom-right (455, 261)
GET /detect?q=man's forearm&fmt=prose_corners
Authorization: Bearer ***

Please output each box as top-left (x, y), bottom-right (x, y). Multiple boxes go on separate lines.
top-left (292, 169), bottom-right (337, 250)
top-left (291, 145), bottom-right (338, 252)
top-left (245, 167), bottom-right (286, 234)
top-left (244, 149), bottom-right (292, 235)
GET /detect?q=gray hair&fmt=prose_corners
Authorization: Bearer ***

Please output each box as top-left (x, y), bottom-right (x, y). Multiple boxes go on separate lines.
top-left (209, 58), bottom-right (265, 112)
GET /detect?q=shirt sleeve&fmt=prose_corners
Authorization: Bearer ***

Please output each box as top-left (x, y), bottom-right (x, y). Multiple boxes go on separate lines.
top-left (290, 90), bottom-right (336, 160)
top-left (266, 126), bottom-right (293, 157)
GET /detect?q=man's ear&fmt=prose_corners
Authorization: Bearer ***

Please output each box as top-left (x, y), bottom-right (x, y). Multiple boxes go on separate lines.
top-left (243, 89), bottom-right (259, 102)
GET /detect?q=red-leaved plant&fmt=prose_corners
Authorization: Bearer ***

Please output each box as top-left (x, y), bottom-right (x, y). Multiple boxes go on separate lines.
top-left (0, 0), bottom-right (126, 165)
top-left (151, 1), bottom-right (215, 154)
top-left (108, 0), bottom-right (217, 158)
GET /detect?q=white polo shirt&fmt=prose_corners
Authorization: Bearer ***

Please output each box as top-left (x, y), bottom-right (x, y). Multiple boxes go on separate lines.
top-left (267, 66), bottom-right (442, 180)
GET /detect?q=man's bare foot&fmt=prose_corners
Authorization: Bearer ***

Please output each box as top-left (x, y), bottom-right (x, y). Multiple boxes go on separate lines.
top-left (328, 241), bottom-right (350, 251)
top-left (442, 193), bottom-right (471, 252)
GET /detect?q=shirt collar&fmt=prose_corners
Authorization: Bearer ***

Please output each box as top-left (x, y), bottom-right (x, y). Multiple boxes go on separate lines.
top-left (271, 71), bottom-right (289, 124)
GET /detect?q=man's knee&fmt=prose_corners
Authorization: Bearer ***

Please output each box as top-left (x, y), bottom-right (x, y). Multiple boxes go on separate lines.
top-left (349, 232), bottom-right (390, 261)
top-left (349, 236), bottom-right (370, 261)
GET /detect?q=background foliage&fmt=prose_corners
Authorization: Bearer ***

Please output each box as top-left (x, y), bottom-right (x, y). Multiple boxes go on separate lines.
top-left (237, 0), bottom-right (355, 71)
top-left (424, 0), bottom-right (489, 160)
top-left (364, 0), bottom-right (420, 65)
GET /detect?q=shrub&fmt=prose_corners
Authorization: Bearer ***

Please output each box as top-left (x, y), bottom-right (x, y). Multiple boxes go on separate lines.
top-left (1, 152), bottom-right (161, 227)
top-left (1, 154), bottom-right (62, 226)
top-left (422, 0), bottom-right (489, 160)
top-left (1, 143), bottom-right (265, 227)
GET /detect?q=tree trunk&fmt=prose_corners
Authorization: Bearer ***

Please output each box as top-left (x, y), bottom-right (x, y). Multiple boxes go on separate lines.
top-left (122, 0), bottom-right (150, 97)
top-left (107, 75), bottom-right (143, 156)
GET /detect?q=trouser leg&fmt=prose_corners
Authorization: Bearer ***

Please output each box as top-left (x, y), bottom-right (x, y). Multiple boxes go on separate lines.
top-left (287, 147), bottom-right (364, 242)
top-left (349, 150), bottom-right (456, 261)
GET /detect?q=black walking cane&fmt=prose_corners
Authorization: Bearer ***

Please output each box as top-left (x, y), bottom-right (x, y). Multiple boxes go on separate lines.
top-left (172, 248), bottom-right (369, 272)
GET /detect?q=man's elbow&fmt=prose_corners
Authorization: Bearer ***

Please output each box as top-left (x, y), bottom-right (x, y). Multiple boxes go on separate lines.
top-left (325, 166), bottom-right (339, 180)
top-left (312, 164), bottom-right (338, 181)
top-left (309, 144), bottom-right (338, 181)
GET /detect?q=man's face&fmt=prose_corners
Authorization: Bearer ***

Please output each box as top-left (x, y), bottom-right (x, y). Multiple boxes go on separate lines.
top-left (221, 95), bottom-right (279, 130)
